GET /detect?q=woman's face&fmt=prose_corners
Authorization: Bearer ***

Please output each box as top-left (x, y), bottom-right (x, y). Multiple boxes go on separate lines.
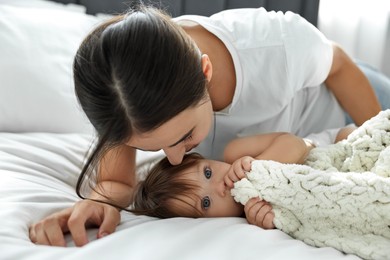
top-left (128, 98), bottom-right (213, 165)
top-left (173, 158), bottom-right (244, 217)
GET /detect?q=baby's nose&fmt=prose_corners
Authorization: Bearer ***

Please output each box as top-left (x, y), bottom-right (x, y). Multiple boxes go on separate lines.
top-left (218, 181), bottom-right (228, 197)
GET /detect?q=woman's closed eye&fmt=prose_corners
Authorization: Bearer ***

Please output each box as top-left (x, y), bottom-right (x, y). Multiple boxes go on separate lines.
top-left (183, 134), bottom-right (193, 143)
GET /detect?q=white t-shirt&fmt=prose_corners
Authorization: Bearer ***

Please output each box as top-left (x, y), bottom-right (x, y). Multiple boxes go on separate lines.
top-left (174, 8), bottom-right (345, 160)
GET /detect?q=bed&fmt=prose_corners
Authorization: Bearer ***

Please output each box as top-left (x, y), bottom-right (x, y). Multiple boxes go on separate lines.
top-left (0, 0), bottom-right (361, 259)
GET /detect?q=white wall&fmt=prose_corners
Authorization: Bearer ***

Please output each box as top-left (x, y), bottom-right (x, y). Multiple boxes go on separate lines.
top-left (318, 0), bottom-right (390, 77)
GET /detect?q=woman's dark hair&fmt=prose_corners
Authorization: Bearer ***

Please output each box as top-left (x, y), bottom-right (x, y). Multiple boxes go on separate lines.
top-left (73, 5), bottom-right (208, 198)
top-left (131, 153), bottom-right (205, 218)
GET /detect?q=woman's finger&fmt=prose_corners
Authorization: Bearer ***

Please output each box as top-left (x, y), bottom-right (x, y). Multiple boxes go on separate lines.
top-left (30, 208), bottom-right (70, 246)
top-left (32, 222), bottom-right (51, 245)
top-left (97, 206), bottom-right (121, 238)
top-left (45, 218), bottom-right (67, 247)
top-left (67, 206), bottom-right (94, 247)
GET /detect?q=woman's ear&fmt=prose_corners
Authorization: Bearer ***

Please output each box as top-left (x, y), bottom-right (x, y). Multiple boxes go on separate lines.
top-left (201, 54), bottom-right (213, 82)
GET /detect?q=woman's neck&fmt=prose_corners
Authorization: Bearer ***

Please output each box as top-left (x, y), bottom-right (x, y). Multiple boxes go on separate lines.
top-left (180, 22), bottom-right (236, 112)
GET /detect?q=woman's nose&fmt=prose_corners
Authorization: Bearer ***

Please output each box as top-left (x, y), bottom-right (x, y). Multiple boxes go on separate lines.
top-left (163, 146), bottom-right (185, 165)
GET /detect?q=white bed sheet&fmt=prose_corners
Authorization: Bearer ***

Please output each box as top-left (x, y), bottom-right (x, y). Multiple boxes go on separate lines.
top-left (0, 133), bottom-right (361, 260)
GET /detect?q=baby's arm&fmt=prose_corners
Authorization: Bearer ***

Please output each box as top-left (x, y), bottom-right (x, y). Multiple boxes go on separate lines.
top-left (224, 133), bottom-right (314, 187)
top-left (224, 132), bottom-right (314, 165)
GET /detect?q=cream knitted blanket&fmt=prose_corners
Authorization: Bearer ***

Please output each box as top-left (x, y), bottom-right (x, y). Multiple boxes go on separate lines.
top-left (231, 110), bottom-right (390, 260)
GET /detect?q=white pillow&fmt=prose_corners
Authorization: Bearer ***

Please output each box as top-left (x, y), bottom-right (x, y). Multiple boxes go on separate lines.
top-left (0, 5), bottom-right (100, 133)
top-left (0, 0), bottom-right (86, 12)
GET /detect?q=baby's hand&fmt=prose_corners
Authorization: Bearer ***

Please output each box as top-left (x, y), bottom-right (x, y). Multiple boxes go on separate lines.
top-left (244, 197), bottom-right (275, 229)
top-left (224, 156), bottom-right (254, 188)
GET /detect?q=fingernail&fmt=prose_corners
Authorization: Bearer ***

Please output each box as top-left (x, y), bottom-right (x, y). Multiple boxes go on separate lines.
top-left (99, 232), bottom-right (109, 238)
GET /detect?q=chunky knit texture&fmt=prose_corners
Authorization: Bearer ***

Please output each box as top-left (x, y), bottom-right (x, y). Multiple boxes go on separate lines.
top-left (231, 110), bottom-right (390, 259)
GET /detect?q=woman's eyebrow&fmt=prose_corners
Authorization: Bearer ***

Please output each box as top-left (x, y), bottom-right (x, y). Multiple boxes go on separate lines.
top-left (168, 127), bottom-right (195, 147)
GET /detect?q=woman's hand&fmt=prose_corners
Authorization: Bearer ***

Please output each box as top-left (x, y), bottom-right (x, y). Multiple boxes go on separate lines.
top-left (224, 156), bottom-right (254, 188)
top-left (244, 197), bottom-right (275, 229)
top-left (29, 199), bottom-right (121, 247)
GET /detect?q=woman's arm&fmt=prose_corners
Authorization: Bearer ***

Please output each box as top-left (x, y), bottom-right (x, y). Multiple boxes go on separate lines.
top-left (325, 43), bottom-right (381, 126)
top-left (30, 144), bottom-right (137, 247)
top-left (92, 144), bottom-right (137, 207)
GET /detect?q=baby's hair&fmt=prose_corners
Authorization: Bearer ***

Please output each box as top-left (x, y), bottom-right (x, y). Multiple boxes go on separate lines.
top-left (131, 153), bottom-right (205, 218)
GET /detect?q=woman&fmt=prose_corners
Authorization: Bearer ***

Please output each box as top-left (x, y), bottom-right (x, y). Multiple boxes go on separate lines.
top-left (29, 5), bottom-right (388, 247)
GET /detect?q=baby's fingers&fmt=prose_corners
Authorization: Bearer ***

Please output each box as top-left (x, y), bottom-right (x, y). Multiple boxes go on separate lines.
top-left (245, 198), bottom-right (274, 229)
top-left (224, 174), bottom-right (233, 188)
top-left (244, 197), bottom-right (264, 223)
top-left (262, 211), bottom-right (275, 229)
top-left (224, 166), bottom-right (242, 188)
top-left (232, 163), bottom-right (246, 180)
top-left (240, 156), bottom-right (254, 172)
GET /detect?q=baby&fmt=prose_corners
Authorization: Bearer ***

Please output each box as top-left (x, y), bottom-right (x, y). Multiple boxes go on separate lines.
top-left (130, 127), bottom-right (355, 229)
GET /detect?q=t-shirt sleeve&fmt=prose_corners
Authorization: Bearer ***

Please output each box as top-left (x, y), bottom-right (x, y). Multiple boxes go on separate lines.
top-left (304, 128), bottom-right (340, 147)
top-left (206, 8), bottom-right (333, 107)
top-left (282, 11), bottom-right (333, 90)
top-left (174, 9), bottom-right (334, 116)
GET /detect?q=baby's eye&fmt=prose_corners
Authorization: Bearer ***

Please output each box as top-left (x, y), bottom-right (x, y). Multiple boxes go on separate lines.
top-left (204, 167), bottom-right (212, 179)
top-left (201, 196), bottom-right (211, 209)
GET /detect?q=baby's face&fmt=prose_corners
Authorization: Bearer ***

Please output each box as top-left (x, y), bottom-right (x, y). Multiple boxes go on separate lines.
top-left (173, 159), bottom-right (244, 217)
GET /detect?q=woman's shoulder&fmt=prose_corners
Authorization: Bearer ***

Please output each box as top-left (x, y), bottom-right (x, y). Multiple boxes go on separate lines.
top-left (173, 8), bottom-right (305, 47)
top-left (174, 8), bottom-right (277, 29)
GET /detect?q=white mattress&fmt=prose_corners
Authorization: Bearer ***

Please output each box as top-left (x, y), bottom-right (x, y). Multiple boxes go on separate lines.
top-left (0, 133), bottom-right (361, 260)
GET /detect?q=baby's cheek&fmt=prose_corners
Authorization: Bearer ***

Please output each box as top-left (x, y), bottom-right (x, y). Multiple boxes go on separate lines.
top-left (229, 198), bottom-right (244, 217)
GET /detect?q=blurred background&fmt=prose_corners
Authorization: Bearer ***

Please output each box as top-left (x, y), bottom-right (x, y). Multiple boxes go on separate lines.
top-left (318, 0), bottom-right (390, 77)
top-left (10, 0), bottom-right (390, 77)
